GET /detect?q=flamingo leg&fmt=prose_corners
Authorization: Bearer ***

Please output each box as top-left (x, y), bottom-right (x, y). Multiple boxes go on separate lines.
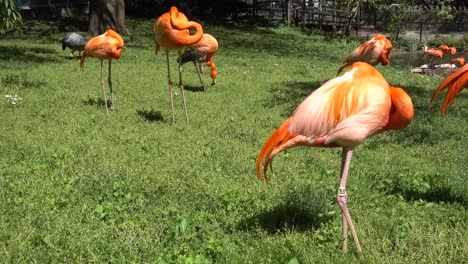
top-left (193, 61), bottom-right (206, 91)
top-left (108, 60), bottom-right (115, 111)
top-left (166, 50), bottom-right (175, 124)
top-left (100, 60), bottom-right (109, 113)
top-left (337, 148), bottom-right (362, 253)
top-left (178, 50), bottom-right (189, 126)
top-left (200, 62), bottom-right (206, 90)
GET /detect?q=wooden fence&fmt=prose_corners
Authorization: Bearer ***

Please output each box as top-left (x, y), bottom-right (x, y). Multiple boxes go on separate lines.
top-left (251, 0), bottom-right (468, 42)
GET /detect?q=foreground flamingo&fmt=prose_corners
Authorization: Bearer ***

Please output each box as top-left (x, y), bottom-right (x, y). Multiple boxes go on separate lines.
top-left (178, 33), bottom-right (218, 90)
top-left (337, 34), bottom-right (392, 75)
top-left (80, 29), bottom-right (124, 113)
top-left (154, 6), bottom-right (203, 125)
top-left (430, 63), bottom-right (468, 117)
top-left (257, 62), bottom-right (414, 252)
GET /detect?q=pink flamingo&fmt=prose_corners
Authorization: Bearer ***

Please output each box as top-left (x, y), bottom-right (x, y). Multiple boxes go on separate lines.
top-left (257, 62), bottom-right (414, 252)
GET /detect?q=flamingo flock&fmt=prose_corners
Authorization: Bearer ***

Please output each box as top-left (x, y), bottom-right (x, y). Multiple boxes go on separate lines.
top-left (69, 6), bottom-right (465, 253)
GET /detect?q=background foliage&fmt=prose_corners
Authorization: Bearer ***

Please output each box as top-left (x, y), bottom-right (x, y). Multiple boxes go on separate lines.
top-left (0, 0), bottom-right (22, 34)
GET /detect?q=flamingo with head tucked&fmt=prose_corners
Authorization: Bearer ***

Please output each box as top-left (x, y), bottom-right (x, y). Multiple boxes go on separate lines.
top-left (80, 29), bottom-right (124, 113)
top-left (178, 33), bottom-right (218, 91)
top-left (154, 6), bottom-right (203, 125)
top-left (337, 34), bottom-right (392, 75)
top-left (257, 62), bottom-right (414, 253)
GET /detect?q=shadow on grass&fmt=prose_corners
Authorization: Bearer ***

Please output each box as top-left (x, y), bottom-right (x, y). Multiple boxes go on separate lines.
top-left (240, 188), bottom-right (333, 234)
top-left (0, 45), bottom-right (61, 65)
top-left (82, 97), bottom-right (107, 110)
top-left (2, 73), bottom-right (48, 89)
top-left (264, 80), bottom-right (323, 116)
top-left (137, 109), bottom-right (165, 122)
top-left (184, 84), bottom-right (206, 92)
top-left (21, 17), bottom-right (88, 37)
top-left (389, 185), bottom-right (465, 207)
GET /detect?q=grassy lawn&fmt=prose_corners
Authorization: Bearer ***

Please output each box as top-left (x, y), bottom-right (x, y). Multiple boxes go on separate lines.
top-left (0, 18), bottom-right (466, 263)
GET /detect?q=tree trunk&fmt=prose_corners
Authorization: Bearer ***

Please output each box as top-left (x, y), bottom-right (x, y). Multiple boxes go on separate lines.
top-left (88, 0), bottom-right (128, 36)
top-left (343, 0), bottom-right (359, 36)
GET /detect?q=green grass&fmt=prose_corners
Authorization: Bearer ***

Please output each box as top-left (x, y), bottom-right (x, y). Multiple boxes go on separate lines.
top-left (0, 18), bottom-right (467, 263)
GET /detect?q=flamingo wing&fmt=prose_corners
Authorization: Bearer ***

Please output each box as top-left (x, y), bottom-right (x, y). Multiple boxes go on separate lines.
top-left (430, 64), bottom-right (468, 116)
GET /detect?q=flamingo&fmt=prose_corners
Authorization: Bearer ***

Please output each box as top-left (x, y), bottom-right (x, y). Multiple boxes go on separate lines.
top-left (423, 48), bottom-right (443, 68)
top-left (256, 62), bottom-right (414, 253)
top-left (337, 34), bottom-right (392, 75)
top-left (439, 45), bottom-right (456, 58)
top-left (177, 33), bottom-right (218, 91)
top-left (429, 63), bottom-right (468, 117)
top-left (438, 45), bottom-right (457, 69)
top-left (438, 44), bottom-right (449, 53)
top-left (450, 57), bottom-right (465, 68)
top-left (80, 29), bottom-right (124, 113)
top-left (154, 6), bottom-right (203, 125)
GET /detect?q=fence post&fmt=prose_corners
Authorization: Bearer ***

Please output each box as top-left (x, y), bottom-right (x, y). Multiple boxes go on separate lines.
top-left (419, 22), bottom-right (423, 43)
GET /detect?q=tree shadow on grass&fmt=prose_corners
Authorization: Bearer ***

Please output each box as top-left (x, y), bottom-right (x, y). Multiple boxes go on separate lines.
top-left (21, 17), bottom-right (88, 37)
top-left (263, 80), bottom-right (324, 117)
top-left (137, 109), bottom-right (165, 123)
top-left (0, 45), bottom-right (61, 65)
top-left (240, 188), bottom-right (333, 234)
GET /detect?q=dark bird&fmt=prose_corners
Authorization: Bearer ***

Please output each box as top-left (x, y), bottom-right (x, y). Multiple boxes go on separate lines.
top-left (61, 33), bottom-right (87, 58)
top-left (177, 33), bottom-right (218, 91)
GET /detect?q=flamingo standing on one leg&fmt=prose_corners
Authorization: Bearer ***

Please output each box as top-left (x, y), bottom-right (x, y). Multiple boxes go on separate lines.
top-left (257, 62), bottom-right (414, 253)
top-left (337, 34), bottom-right (392, 75)
top-left (429, 63), bottom-right (468, 117)
top-left (80, 29), bottom-right (124, 113)
top-left (177, 33), bottom-right (218, 91)
top-left (154, 6), bottom-right (203, 125)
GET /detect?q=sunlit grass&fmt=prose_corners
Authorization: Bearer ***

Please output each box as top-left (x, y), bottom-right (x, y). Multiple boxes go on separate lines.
top-left (0, 17), bottom-right (466, 263)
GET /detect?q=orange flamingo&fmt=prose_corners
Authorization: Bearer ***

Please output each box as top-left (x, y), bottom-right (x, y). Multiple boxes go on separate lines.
top-left (257, 62), bottom-right (414, 253)
top-left (439, 45), bottom-right (456, 58)
top-left (450, 57), bottom-right (465, 68)
top-left (178, 33), bottom-right (218, 90)
top-left (337, 34), bottom-right (392, 75)
top-left (80, 29), bottom-right (124, 113)
top-left (423, 48), bottom-right (443, 68)
top-left (438, 44), bottom-right (449, 53)
top-left (429, 63), bottom-right (468, 117)
top-left (154, 6), bottom-right (203, 125)
top-left (439, 45), bottom-right (457, 69)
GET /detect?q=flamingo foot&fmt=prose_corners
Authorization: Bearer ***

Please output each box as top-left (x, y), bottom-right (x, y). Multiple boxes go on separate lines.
top-left (337, 189), bottom-right (362, 253)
